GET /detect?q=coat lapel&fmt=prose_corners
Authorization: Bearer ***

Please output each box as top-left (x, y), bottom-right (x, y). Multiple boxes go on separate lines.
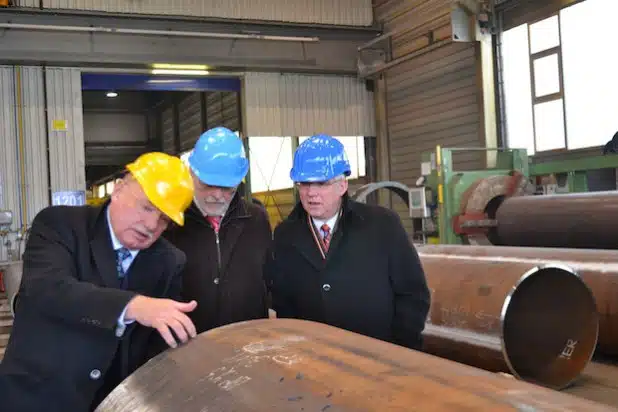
top-left (89, 204), bottom-right (123, 288)
top-left (126, 244), bottom-right (168, 296)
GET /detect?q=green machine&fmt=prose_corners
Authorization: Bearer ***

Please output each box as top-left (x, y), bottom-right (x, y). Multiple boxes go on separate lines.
top-left (417, 146), bottom-right (618, 245)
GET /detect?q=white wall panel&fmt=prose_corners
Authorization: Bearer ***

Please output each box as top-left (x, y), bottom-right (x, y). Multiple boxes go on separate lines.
top-left (20, 67), bottom-right (49, 228)
top-left (14, 0), bottom-right (39, 6)
top-left (0, 67), bottom-right (20, 262)
top-left (0, 66), bottom-right (48, 262)
top-left (41, 0), bottom-right (373, 26)
top-left (45, 67), bottom-right (86, 194)
top-left (244, 73), bottom-right (375, 137)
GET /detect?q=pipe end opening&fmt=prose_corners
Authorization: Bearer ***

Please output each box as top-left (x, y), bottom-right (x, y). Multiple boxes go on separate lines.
top-left (501, 265), bottom-right (598, 390)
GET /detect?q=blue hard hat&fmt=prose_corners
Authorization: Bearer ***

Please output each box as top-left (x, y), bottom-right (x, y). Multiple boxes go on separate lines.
top-left (290, 134), bottom-right (351, 183)
top-left (188, 127), bottom-right (249, 188)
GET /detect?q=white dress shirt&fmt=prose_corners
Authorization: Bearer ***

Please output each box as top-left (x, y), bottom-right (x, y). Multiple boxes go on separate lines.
top-left (312, 213), bottom-right (339, 239)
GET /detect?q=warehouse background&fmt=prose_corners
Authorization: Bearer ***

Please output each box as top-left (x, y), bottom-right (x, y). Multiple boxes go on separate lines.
top-left (1, 0), bottom-right (616, 259)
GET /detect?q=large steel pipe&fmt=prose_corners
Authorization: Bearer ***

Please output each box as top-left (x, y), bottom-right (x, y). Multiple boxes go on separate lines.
top-left (417, 245), bottom-right (598, 390)
top-left (494, 191), bottom-right (618, 249)
top-left (421, 244), bottom-right (618, 356)
top-left (95, 319), bottom-right (613, 411)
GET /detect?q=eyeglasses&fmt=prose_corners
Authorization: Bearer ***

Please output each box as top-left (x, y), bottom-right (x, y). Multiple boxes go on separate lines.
top-left (295, 177), bottom-right (345, 190)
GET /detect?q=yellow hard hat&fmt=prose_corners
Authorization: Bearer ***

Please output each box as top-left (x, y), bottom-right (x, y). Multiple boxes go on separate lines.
top-left (126, 152), bottom-right (194, 226)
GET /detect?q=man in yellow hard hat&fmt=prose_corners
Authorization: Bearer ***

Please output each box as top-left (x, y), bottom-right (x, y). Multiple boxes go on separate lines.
top-left (0, 152), bottom-right (197, 412)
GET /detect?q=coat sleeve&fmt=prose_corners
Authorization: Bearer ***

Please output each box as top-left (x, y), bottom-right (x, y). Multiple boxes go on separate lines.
top-left (143, 248), bottom-right (187, 360)
top-left (19, 207), bottom-right (137, 331)
top-left (256, 208), bottom-right (274, 318)
top-left (265, 227), bottom-right (296, 319)
top-left (385, 210), bottom-right (431, 350)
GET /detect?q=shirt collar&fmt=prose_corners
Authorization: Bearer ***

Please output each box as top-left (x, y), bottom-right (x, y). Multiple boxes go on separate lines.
top-left (106, 207), bottom-right (139, 258)
top-left (312, 213), bottom-right (339, 232)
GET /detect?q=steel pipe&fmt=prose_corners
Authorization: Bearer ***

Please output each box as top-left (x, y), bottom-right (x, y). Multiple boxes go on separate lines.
top-left (417, 245), bottom-right (598, 389)
top-left (95, 319), bottom-right (611, 411)
top-left (421, 244), bottom-right (618, 356)
top-left (494, 191), bottom-right (618, 249)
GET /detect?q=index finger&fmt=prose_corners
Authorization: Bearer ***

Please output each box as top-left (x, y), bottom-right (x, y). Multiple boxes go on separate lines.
top-left (173, 311), bottom-right (197, 338)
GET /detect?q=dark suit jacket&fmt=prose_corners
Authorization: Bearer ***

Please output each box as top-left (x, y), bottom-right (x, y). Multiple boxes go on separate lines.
top-left (0, 203), bottom-right (186, 412)
top-left (268, 196), bottom-right (430, 350)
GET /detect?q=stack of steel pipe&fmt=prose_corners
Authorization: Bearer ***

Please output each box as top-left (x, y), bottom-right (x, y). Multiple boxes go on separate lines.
top-left (494, 191), bottom-right (618, 249)
top-left (420, 244), bottom-right (618, 356)
top-left (95, 319), bottom-right (613, 411)
top-left (417, 244), bottom-right (599, 390)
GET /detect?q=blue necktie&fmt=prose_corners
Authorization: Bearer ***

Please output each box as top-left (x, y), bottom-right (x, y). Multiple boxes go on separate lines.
top-left (116, 247), bottom-right (131, 279)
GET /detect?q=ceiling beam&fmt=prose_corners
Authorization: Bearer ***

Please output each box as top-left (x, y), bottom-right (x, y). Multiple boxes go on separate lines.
top-left (0, 9), bottom-right (379, 74)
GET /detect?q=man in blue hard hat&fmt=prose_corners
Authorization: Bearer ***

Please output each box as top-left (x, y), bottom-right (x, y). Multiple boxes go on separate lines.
top-left (164, 127), bottom-right (272, 334)
top-left (267, 134), bottom-right (430, 350)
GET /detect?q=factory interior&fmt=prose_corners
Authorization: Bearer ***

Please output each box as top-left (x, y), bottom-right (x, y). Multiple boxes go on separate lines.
top-left (2, 0), bottom-right (618, 410)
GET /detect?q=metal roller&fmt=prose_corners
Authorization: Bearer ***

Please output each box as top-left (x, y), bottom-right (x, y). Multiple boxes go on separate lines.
top-left (417, 245), bottom-right (598, 389)
top-left (421, 244), bottom-right (618, 355)
top-left (495, 191), bottom-right (618, 249)
top-left (95, 319), bottom-right (613, 411)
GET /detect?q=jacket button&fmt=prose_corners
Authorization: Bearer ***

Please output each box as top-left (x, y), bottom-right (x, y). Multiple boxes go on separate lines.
top-left (89, 369), bottom-right (102, 380)
top-left (322, 284), bottom-right (331, 292)
top-left (213, 278), bottom-right (220, 285)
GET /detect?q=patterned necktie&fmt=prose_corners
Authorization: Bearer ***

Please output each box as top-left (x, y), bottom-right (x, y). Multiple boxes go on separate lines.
top-left (321, 224), bottom-right (331, 252)
top-left (206, 216), bottom-right (222, 233)
top-left (116, 247), bottom-right (132, 279)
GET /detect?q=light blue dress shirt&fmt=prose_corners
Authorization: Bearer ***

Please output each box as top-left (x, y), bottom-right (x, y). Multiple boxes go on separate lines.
top-left (106, 208), bottom-right (139, 337)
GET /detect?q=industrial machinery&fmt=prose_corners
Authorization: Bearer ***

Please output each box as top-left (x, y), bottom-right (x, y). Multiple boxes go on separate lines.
top-left (96, 319), bottom-right (610, 411)
top-left (413, 147), bottom-right (618, 248)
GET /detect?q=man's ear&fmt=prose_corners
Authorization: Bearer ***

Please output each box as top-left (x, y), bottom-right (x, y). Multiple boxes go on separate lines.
top-left (338, 179), bottom-right (349, 196)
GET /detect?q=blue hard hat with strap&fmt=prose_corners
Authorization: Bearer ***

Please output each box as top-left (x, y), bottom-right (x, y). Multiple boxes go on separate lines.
top-left (188, 127), bottom-right (249, 188)
top-left (290, 134), bottom-right (352, 183)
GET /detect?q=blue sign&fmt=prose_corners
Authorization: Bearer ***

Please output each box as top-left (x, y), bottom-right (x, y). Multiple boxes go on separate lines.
top-left (81, 73), bottom-right (241, 92)
top-left (52, 191), bottom-right (86, 207)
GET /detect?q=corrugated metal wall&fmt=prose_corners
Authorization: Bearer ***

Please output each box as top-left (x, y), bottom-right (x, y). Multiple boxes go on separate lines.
top-left (20, 67), bottom-right (49, 227)
top-left (161, 107), bottom-right (175, 154)
top-left (45, 67), bottom-right (86, 194)
top-left (374, 0), bottom-right (484, 236)
top-left (178, 92), bottom-right (203, 153)
top-left (244, 72), bottom-right (375, 137)
top-left (206, 92), bottom-right (240, 132)
top-left (0, 67), bottom-right (20, 262)
top-left (0, 66), bottom-right (49, 261)
top-left (38, 0), bottom-right (373, 26)
top-left (14, 0), bottom-right (39, 6)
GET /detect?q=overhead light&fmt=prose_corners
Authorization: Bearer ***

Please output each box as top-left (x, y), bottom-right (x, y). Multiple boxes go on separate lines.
top-left (152, 63), bottom-right (210, 70)
top-left (151, 69), bottom-right (210, 75)
top-left (106, 91), bottom-right (118, 98)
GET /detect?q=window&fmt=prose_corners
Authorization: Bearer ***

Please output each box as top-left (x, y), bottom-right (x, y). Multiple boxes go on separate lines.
top-left (248, 136), bottom-right (294, 192)
top-left (298, 136), bottom-right (367, 179)
top-left (502, 0), bottom-right (618, 153)
top-left (561, 0), bottom-right (618, 149)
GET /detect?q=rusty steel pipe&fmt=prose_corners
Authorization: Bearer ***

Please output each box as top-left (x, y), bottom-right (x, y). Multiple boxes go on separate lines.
top-left (494, 191), bottom-right (618, 249)
top-left (421, 244), bottom-right (618, 356)
top-left (417, 245), bottom-right (599, 390)
top-left (95, 319), bottom-right (613, 411)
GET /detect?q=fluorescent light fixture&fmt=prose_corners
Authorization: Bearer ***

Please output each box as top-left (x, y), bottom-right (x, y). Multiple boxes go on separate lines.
top-left (152, 63), bottom-right (209, 70)
top-left (106, 91), bottom-right (118, 97)
top-left (147, 79), bottom-right (195, 84)
top-left (151, 69), bottom-right (210, 75)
